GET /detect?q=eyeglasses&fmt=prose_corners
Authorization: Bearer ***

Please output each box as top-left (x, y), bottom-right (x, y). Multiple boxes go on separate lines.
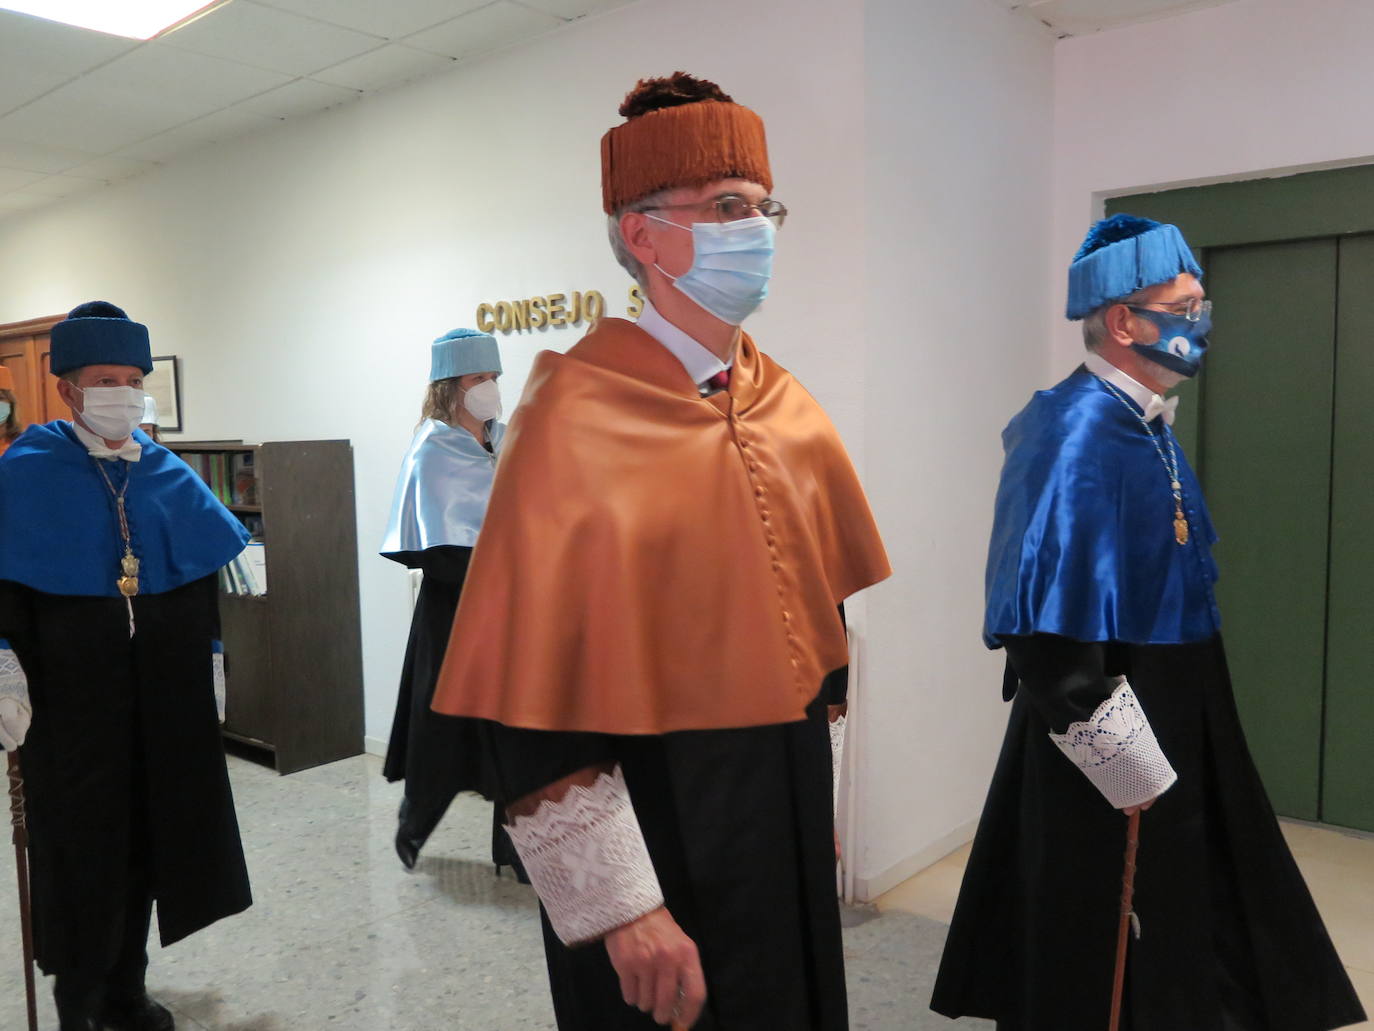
top-left (1128, 297), bottom-right (1212, 323)
top-left (644, 193), bottom-right (788, 228)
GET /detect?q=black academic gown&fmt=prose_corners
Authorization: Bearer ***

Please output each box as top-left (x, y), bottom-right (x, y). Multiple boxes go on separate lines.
top-left (0, 574), bottom-right (251, 977)
top-left (382, 544), bottom-right (522, 874)
top-left (930, 633), bottom-right (1366, 1031)
top-left (444, 663), bottom-right (850, 1031)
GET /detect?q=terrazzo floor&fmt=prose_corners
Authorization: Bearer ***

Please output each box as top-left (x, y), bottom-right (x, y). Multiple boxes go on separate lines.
top-left (0, 752), bottom-right (991, 1031)
top-left (3, 750), bottom-right (1369, 1029)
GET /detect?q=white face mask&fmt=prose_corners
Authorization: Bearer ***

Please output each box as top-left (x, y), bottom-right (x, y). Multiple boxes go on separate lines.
top-left (0, 401), bottom-right (11, 422)
top-left (648, 214), bottom-right (775, 325)
top-left (461, 379), bottom-right (502, 422)
top-left (77, 386), bottom-right (146, 441)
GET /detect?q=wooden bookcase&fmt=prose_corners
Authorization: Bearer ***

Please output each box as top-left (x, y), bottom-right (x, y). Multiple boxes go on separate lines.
top-left (170, 439), bottom-right (364, 774)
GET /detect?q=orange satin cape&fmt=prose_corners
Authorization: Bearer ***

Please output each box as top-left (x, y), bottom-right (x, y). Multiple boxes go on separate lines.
top-left (431, 317), bottom-right (891, 735)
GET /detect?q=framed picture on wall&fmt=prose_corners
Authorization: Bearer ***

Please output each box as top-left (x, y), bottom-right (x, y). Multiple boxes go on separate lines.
top-left (145, 355), bottom-right (182, 432)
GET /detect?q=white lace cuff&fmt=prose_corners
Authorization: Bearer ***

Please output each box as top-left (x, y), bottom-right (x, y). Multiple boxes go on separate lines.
top-left (505, 765), bottom-right (664, 946)
top-left (829, 714), bottom-right (847, 817)
top-left (212, 646), bottom-right (226, 724)
top-left (0, 647), bottom-right (29, 709)
top-left (1047, 682), bottom-right (1177, 809)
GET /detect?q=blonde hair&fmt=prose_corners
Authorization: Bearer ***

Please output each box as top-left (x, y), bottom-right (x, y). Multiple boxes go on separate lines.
top-left (420, 378), bottom-right (461, 426)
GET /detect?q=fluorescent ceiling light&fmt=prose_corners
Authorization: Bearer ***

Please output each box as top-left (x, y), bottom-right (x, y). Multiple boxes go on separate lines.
top-left (0, 1), bottom-right (231, 40)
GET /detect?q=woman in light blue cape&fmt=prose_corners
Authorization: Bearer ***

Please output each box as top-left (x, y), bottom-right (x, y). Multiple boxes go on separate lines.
top-left (378, 328), bottom-right (520, 875)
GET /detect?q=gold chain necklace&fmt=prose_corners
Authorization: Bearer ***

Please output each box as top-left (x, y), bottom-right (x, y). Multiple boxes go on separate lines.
top-left (92, 459), bottom-right (140, 597)
top-left (1098, 380), bottom-right (1189, 546)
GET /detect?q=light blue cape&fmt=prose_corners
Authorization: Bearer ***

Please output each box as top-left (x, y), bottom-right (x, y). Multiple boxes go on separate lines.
top-left (380, 419), bottom-right (505, 558)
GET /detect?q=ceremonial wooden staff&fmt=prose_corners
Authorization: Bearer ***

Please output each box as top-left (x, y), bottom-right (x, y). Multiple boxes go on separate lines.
top-left (7, 751), bottom-right (38, 1031)
top-left (1108, 809), bottom-right (1142, 1031)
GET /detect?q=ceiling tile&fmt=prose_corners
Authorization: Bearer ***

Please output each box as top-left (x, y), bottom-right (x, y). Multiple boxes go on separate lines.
top-left (238, 78), bottom-right (361, 119)
top-left (0, 10), bottom-right (137, 116)
top-left (0, 139), bottom-right (100, 174)
top-left (258, 0), bottom-right (491, 39)
top-left (516, 0), bottom-right (632, 19)
top-left (0, 77), bottom-right (222, 154)
top-left (19, 174), bottom-right (102, 199)
top-left (0, 192), bottom-right (52, 220)
top-left (160, 0), bottom-right (386, 76)
top-left (62, 155), bottom-right (161, 182)
top-left (1016, 0), bottom-right (1238, 35)
top-left (312, 42), bottom-right (454, 91)
top-left (405, 1), bottom-right (561, 60)
top-left (0, 167), bottom-right (46, 192)
top-left (114, 107), bottom-right (282, 161)
top-left (84, 43), bottom-right (294, 110)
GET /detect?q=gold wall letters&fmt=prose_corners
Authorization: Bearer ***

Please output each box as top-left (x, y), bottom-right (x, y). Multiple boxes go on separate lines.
top-left (477, 286), bottom-right (636, 334)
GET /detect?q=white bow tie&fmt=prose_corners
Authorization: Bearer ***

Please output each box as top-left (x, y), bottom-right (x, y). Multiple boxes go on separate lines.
top-left (88, 441), bottom-right (143, 462)
top-left (1143, 394), bottom-right (1179, 426)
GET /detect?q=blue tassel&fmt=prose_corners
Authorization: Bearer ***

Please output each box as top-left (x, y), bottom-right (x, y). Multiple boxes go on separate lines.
top-left (1066, 214), bottom-right (1203, 320)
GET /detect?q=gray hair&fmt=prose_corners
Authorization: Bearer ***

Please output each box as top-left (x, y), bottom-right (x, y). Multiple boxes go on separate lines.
top-left (607, 189), bottom-right (673, 287)
top-left (1081, 288), bottom-right (1150, 352)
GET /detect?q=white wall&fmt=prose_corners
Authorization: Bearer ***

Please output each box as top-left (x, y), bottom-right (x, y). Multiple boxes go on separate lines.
top-left (857, 0), bottom-right (1054, 896)
top-left (1052, 0), bottom-right (1374, 368)
top-left (0, 0), bottom-right (1056, 898)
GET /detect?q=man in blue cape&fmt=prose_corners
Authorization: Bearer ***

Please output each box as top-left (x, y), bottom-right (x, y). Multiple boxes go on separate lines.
top-left (0, 303), bottom-right (252, 1031)
top-left (930, 217), bottom-right (1364, 1029)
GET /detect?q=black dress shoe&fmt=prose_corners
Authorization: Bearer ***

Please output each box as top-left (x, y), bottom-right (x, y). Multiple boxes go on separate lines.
top-left (97, 994), bottom-right (175, 1031)
top-left (395, 826), bottom-right (421, 870)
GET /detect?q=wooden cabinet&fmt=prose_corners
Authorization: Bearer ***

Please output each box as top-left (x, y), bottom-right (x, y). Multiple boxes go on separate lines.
top-left (0, 315), bottom-right (64, 428)
top-left (172, 440), bottom-right (365, 774)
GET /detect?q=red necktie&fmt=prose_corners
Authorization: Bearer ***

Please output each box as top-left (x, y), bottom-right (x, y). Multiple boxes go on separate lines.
top-left (707, 370), bottom-right (731, 392)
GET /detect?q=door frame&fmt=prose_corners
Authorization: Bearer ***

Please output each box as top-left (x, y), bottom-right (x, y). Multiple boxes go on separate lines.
top-left (1107, 163), bottom-right (1374, 830)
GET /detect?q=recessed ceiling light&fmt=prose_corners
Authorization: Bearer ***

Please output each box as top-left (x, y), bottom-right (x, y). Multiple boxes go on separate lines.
top-left (0, 0), bottom-right (232, 40)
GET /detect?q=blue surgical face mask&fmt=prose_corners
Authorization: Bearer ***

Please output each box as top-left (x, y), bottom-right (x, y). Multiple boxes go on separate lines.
top-left (647, 214), bottom-right (775, 325)
top-left (1128, 306), bottom-right (1212, 377)
top-left (0, 402), bottom-right (11, 422)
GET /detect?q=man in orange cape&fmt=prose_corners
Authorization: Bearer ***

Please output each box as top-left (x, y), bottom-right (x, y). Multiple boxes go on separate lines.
top-left (430, 73), bottom-right (890, 1030)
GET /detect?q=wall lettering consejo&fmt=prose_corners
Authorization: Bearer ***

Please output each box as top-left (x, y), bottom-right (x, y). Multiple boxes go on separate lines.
top-left (476, 286), bottom-right (644, 334)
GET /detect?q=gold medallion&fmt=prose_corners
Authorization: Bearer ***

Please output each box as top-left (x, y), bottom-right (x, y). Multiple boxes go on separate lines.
top-left (121, 552), bottom-right (140, 577)
top-left (118, 575), bottom-right (139, 598)
top-left (1174, 506), bottom-right (1190, 546)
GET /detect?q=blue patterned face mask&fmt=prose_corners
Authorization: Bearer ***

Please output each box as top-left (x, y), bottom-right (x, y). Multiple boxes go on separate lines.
top-left (1128, 305), bottom-right (1212, 377)
top-left (648, 214), bottom-right (775, 325)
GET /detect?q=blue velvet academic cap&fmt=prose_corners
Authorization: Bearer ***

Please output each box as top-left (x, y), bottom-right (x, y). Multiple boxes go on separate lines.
top-left (49, 301), bottom-right (153, 375)
top-left (430, 328), bottom-right (502, 382)
top-left (1066, 214), bottom-right (1203, 320)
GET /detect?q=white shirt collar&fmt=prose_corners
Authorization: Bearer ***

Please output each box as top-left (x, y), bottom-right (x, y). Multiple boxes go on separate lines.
top-left (1083, 351), bottom-right (1169, 416)
top-left (70, 419), bottom-right (141, 462)
top-left (636, 299), bottom-right (731, 389)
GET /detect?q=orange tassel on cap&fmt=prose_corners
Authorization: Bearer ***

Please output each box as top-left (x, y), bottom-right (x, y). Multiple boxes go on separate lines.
top-left (600, 72), bottom-right (773, 213)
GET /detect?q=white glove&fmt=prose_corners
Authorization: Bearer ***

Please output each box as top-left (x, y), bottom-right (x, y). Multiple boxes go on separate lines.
top-left (0, 647), bottom-right (31, 750)
top-left (0, 697), bottom-right (30, 751)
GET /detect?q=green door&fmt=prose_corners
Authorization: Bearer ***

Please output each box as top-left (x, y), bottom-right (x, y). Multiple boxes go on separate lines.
top-left (1108, 173), bottom-right (1374, 832)
top-left (1197, 239), bottom-right (1337, 820)
top-left (1325, 235), bottom-right (1374, 830)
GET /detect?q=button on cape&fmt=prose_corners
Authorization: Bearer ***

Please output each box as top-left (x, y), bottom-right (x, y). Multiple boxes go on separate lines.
top-left (430, 318), bottom-right (890, 735)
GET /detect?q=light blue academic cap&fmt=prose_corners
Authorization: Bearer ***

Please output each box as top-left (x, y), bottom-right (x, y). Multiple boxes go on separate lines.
top-left (430, 328), bottom-right (502, 381)
top-left (1066, 214), bottom-right (1203, 320)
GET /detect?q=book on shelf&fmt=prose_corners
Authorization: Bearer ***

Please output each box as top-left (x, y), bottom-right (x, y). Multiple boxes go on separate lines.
top-left (231, 452), bottom-right (258, 506)
top-left (181, 451), bottom-right (249, 507)
top-left (218, 544), bottom-right (268, 597)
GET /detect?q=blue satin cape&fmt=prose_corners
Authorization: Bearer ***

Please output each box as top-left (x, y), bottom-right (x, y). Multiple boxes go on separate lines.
top-left (984, 368), bottom-right (1221, 647)
top-left (380, 419), bottom-right (505, 558)
top-left (0, 422), bottom-right (249, 597)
